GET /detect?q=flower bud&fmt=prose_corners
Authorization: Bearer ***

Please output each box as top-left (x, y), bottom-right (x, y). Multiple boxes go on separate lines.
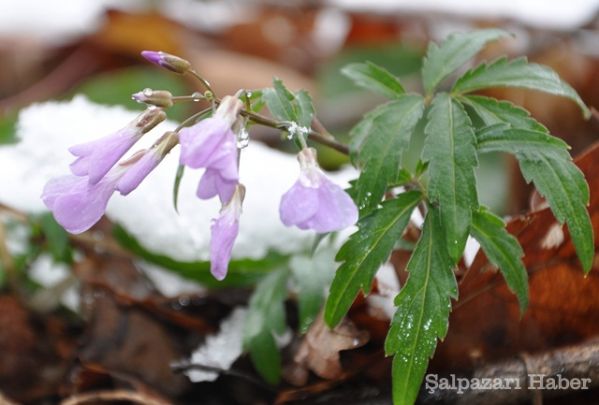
top-left (141, 50), bottom-right (191, 74)
top-left (132, 88), bottom-right (173, 108)
top-left (134, 108), bottom-right (167, 134)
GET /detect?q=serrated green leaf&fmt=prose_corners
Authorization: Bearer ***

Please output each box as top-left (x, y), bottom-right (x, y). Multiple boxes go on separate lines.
top-left (263, 78), bottom-right (296, 122)
top-left (351, 95), bottom-right (424, 213)
top-left (519, 153), bottom-right (593, 272)
top-left (476, 127), bottom-right (569, 155)
top-left (172, 164), bottom-right (185, 213)
top-left (244, 268), bottom-right (288, 384)
top-left (385, 208), bottom-right (457, 405)
top-left (423, 93), bottom-right (478, 262)
top-left (421, 29), bottom-right (510, 95)
top-left (325, 191), bottom-right (421, 327)
top-left (471, 207), bottom-right (528, 311)
top-left (459, 95), bottom-right (547, 132)
top-left (290, 247), bottom-right (336, 332)
top-left (452, 57), bottom-right (590, 118)
top-left (295, 90), bottom-right (314, 128)
top-left (341, 61), bottom-right (405, 99)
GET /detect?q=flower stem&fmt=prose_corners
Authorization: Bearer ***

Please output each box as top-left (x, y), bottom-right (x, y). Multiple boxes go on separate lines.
top-left (188, 69), bottom-right (215, 95)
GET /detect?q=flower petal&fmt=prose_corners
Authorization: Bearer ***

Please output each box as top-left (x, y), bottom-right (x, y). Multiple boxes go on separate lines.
top-left (43, 175), bottom-right (117, 234)
top-left (279, 181), bottom-right (319, 227)
top-left (69, 127), bottom-right (139, 184)
top-left (196, 168), bottom-right (237, 203)
top-left (179, 118), bottom-right (231, 169)
top-left (209, 210), bottom-right (239, 280)
top-left (305, 178), bottom-right (358, 233)
top-left (116, 151), bottom-right (161, 196)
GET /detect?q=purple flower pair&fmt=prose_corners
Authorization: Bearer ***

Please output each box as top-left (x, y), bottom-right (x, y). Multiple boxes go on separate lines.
top-left (42, 111), bottom-right (172, 234)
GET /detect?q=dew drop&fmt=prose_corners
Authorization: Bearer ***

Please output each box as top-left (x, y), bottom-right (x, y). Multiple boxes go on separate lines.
top-left (237, 128), bottom-right (250, 148)
top-left (191, 91), bottom-right (202, 102)
top-left (143, 87), bottom-right (153, 97)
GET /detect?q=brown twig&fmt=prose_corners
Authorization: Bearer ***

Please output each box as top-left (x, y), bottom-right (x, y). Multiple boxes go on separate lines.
top-left (60, 389), bottom-right (169, 405)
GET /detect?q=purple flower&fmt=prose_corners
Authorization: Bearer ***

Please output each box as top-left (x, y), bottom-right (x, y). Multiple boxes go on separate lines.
top-left (210, 185), bottom-right (244, 280)
top-left (141, 50), bottom-right (191, 74)
top-left (115, 149), bottom-right (161, 196)
top-left (42, 169), bottom-right (124, 234)
top-left (179, 96), bottom-right (243, 203)
top-left (116, 131), bottom-right (178, 195)
top-left (279, 148), bottom-right (358, 233)
top-left (69, 108), bottom-right (165, 184)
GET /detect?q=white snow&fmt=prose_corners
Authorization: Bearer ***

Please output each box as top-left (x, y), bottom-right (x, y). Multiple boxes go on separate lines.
top-left (330, 0), bottom-right (599, 30)
top-left (0, 96), bottom-right (357, 262)
top-left (183, 307), bottom-right (247, 382)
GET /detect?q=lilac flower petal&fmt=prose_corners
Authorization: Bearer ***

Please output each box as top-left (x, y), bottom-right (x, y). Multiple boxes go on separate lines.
top-left (116, 152), bottom-right (161, 196)
top-left (196, 169), bottom-right (237, 203)
top-left (210, 210), bottom-right (239, 280)
top-left (305, 178), bottom-right (359, 233)
top-left (179, 118), bottom-right (231, 168)
top-left (279, 181), bottom-right (319, 227)
top-left (69, 127), bottom-right (139, 184)
top-left (68, 156), bottom-right (88, 177)
top-left (42, 175), bottom-right (117, 234)
top-left (42, 175), bottom-right (83, 209)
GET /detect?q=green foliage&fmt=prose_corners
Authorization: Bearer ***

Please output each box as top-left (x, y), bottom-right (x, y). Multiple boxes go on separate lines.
top-left (384, 208), bottom-right (457, 405)
top-left (0, 114), bottom-right (18, 145)
top-left (325, 191), bottom-right (421, 326)
top-left (321, 29), bottom-right (592, 404)
top-left (263, 78), bottom-right (314, 128)
top-left (36, 213), bottom-right (73, 264)
top-left (452, 57), bottom-right (590, 118)
top-left (421, 29), bottom-right (510, 95)
top-left (423, 93), bottom-right (478, 261)
top-left (260, 29), bottom-right (592, 404)
top-left (471, 207), bottom-right (528, 311)
top-left (243, 268), bottom-right (288, 384)
top-left (350, 96), bottom-right (424, 213)
top-left (341, 61), bottom-right (405, 99)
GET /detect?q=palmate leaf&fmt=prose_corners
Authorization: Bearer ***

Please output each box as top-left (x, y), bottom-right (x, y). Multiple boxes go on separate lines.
top-left (422, 93), bottom-right (478, 262)
top-left (243, 267), bottom-right (288, 384)
top-left (342, 61), bottom-right (406, 99)
top-left (519, 153), bottom-right (593, 272)
top-left (384, 208), bottom-right (457, 405)
top-left (460, 95), bottom-right (593, 272)
top-left (421, 28), bottom-right (510, 95)
top-left (325, 191), bottom-right (422, 327)
top-left (452, 57), bottom-right (590, 118)
top-left (350, 95), bottom-right (424, 213)
top-left (471, 207), bottom-right (528, 311)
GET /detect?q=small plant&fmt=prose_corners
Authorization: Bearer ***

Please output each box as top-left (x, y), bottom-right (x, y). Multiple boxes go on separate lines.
top-left (42, 30), bottom-right (592, 404)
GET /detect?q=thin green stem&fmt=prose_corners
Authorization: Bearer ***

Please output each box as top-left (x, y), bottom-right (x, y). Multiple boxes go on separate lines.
top-left (188, 69), bottom-right (215, 95)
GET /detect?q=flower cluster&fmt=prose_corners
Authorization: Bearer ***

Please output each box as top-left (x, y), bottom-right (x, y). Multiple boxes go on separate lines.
top-left (42, 51), bottom-right (358, 280)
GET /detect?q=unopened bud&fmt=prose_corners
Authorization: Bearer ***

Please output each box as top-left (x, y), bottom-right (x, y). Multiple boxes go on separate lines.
top-left (141, 50), bottom-right (191, 74)
top-left (155, 131), bottom-right (179, 155)
top-left (132, 88), bottom-right (173, 108)
top-left (134, 108), bottom-right (167, 133)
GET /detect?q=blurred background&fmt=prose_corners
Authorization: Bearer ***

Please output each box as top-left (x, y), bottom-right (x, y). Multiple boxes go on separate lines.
top-left (0, 1), bottom-right (598, 404)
